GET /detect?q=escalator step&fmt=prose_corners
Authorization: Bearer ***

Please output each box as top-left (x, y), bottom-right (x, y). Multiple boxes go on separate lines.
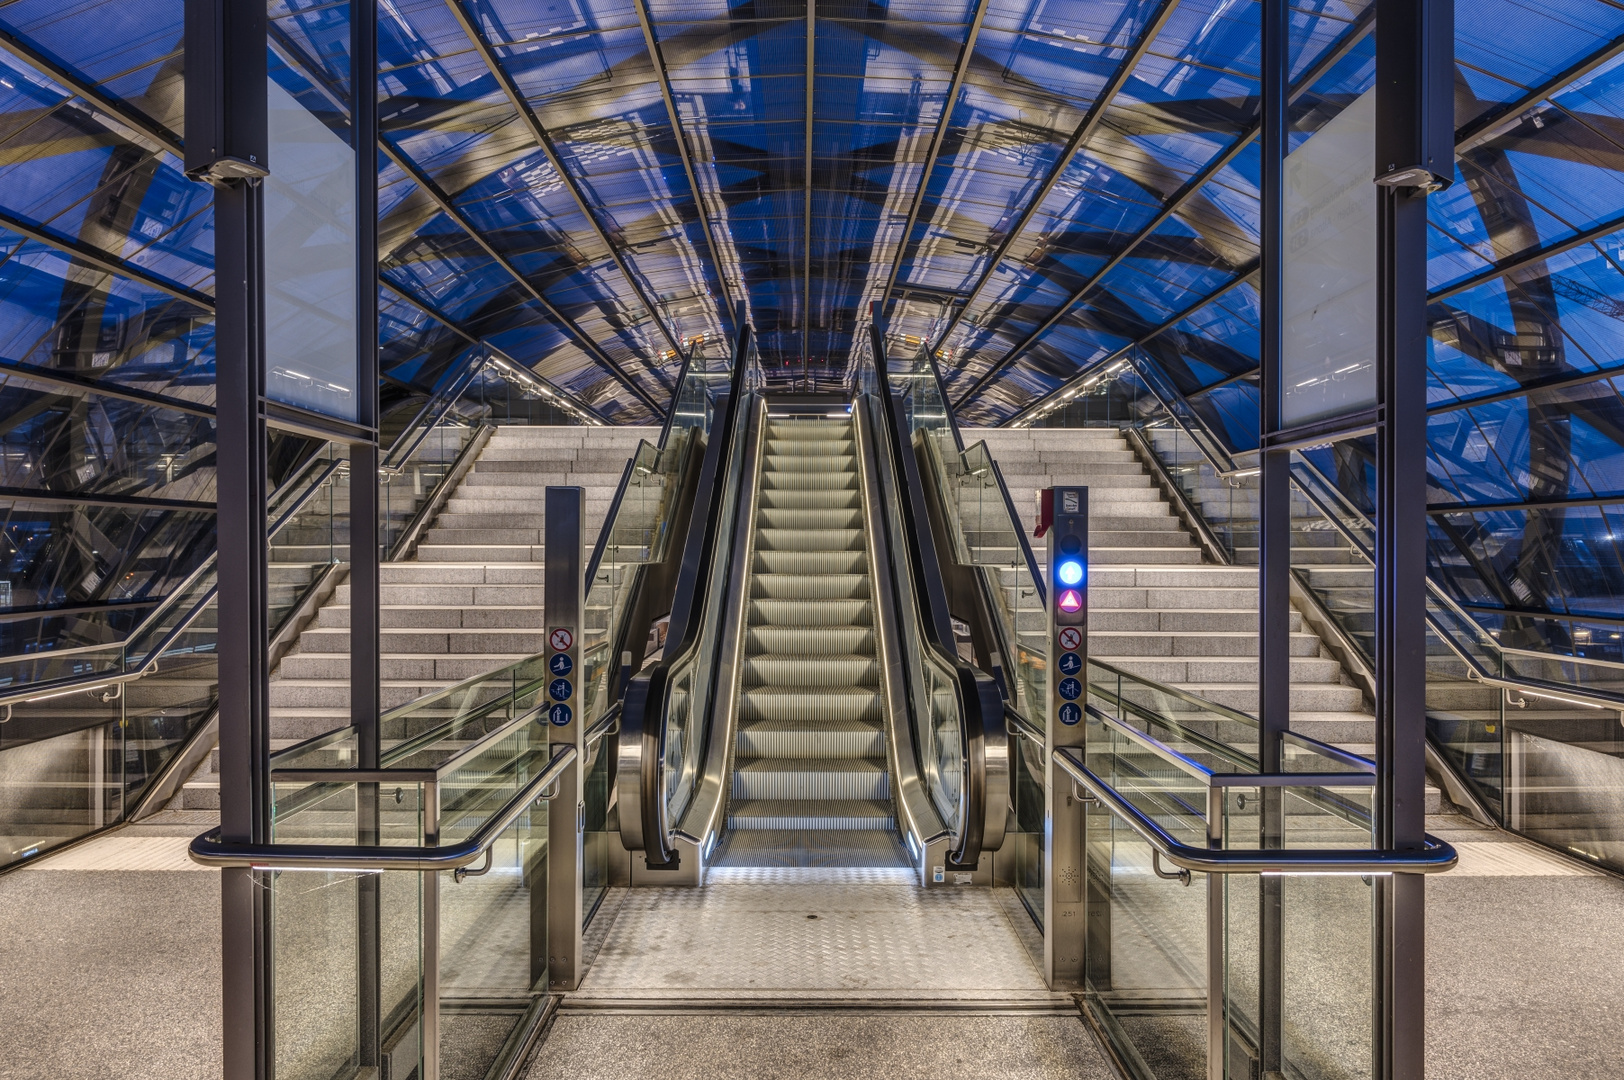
top-left (755, 528), bottom-right (864, 551)
top-left (748, 599), bottom-right (872, 626)
top-left (763, 472), bottom-right (858, 491)
top-left (746, 625), bottom-right (875, 655)
top-left (758, 487), bottom-right (860, 511)
top-left (743, 655), bottom-right (880, 687)
top-left (733, 758), bottom-right (889, 800)
top-left (757, 507), bottom-right (864, 530)
top-left (764, 439), bottom-right (854, 456)
top-left (752, 550), bottom-right (866, 575)
top-left (727, 799), bottom-right (894, 832)
top-left (740, 686), bottom-right (884, 723)
top-left (736, 717), bottom-right (886, 758)
top-left (750, 573), bottom-right (870, 600)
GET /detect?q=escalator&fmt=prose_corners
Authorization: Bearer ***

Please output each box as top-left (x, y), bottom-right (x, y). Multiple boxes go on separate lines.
top-left (729, 417), bottom-right (893, 836)
top-left (619, 367), bottom-right (1007, 878)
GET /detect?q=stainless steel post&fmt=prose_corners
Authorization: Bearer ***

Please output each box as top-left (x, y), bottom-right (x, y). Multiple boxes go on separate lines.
top-left (545, 486), bottom-right (586, 990)
top-left (1044, 486), bottom-right (1088, 989)
top-left (422, 778), bottom-right (440, 1080)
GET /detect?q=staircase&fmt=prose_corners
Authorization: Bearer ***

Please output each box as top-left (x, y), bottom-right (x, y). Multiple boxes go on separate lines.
top-left (728, 418), bottom-right (893, 833)
top-left (174, 425), bottom-right (654, 810)
top-left (969, 427), bottom-right (1389, 769)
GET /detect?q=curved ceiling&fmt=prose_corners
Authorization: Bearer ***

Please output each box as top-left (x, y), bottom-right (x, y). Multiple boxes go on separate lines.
top-left (0, 0), bottom-right (1621, 437)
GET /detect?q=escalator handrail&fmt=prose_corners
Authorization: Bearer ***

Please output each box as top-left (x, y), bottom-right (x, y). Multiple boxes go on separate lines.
top-left (851, 399), bottom-right (954, 853)
top-left (671, 396), bottom-right (766, 847)
top-left (870, 331), bottom-right (1008, 864)
top-left (618, 326), bottom-right (752, 859)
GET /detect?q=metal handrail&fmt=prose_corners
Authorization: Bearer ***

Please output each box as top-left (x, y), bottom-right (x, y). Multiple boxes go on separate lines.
top-left (1054, 748), bottom-right (1457, 875)
top-left (1132, 424), bottom-right (1624, 717)
top-left (189, 745), bottom-right (577, 870)
top-left (381, 346), bottom-right (490, 472)
top-left (1287, 455), bottom-right (1624, 710)
top-left (0, 456), bottom-right (348, 709)
top-left (387, 422), bottom-right (495, 561)
top-left (1121, 425), bottom-right (1233, 567)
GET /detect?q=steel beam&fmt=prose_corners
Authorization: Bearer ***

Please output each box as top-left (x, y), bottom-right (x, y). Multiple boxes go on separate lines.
top-left (380, 140), bottom-right (665, 416)
top-left (968, 8), bottom-right (1376, 414)
top-left (1428, 491), bottom-right (1624, 515)
top-left (929, 0), bottom-right (1182, 362)
top-left (1428, 360), bottom-right (1624, 416)
top-left (803, 0), bottom-right (816, 389)
top-left (442, 0), bottom-right (687, 368)
top-left (1001, 260), bottom-right (1258, 425)
top-left (1430, 208), bottom-right (1624, 302)
top-left (0, 24), bottom-right (184, 158)
top-left (380, 284), bottom-right (618, 425)
top-left (876, 0), bottom-right (992, 315)
top-left (0, 208), bottom-right (214, 310)
top-left (1455, 30), bottom-right (1624, 154)
top-left (0, 358), bottom-right (215, 418)
top-left (631, 0), bottom-right (742, 324)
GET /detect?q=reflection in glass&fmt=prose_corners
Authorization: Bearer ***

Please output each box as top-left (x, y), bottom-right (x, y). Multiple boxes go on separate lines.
top-left (264, 70), bottom-right (357, 420)
top-left (1283, 89), bottom-right (1377, 427)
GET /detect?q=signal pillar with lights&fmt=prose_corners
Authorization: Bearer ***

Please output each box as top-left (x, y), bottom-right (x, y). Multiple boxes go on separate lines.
top-left (1043, 486), bottom-right (1089, 989)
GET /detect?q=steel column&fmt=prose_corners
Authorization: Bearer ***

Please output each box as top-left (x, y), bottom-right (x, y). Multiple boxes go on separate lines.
top-left (189, 1), bottom-right (272, 1076)
top-left (351, 2), bottom-right (384, 1072)
top-left (1255, 3), bottom-right (1290, 1077)
top-left (1374, 3), bottom-right (1453, 1077)
top-left (802, 0), bottom-right (815, 390)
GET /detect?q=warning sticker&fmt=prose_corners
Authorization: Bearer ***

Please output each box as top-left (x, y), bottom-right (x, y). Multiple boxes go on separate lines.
top-left (1058, 626), bottom-right (1082, 651)
top-left (549, 628), bottom-right (573, 652)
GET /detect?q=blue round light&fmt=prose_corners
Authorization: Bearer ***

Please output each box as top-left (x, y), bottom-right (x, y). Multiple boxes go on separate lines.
top-left (1057, 559), bottom-right (1084, 586)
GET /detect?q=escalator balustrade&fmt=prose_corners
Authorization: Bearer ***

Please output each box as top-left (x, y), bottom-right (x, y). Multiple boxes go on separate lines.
top-left (730, 417), bottom-right (893, 834)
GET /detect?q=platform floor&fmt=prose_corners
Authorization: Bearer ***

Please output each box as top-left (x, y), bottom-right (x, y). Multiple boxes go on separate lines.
top-left (4, 814), bottom-right (1624, 1079)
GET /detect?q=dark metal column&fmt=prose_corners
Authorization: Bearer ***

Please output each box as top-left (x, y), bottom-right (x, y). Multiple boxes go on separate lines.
top-left (1374, 3), bottom-right (1453, 1078)
top-left (350, 1), bottom-right (383, 1071)
top-left (1256, 1), bottom-right (1289, 1075)
top-left (186, 2), bottom-right (271, 1076)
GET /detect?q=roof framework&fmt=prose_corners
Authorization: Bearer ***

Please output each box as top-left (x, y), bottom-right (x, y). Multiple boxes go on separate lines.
top-left (4, 0), bottom-right (1624, 648)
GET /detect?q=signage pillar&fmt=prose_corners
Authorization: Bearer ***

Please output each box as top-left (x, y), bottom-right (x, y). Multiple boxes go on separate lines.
top-left (544, 486), bottom-right (584, 990)
top-left (1044, 486), bottom-right (1088, 989)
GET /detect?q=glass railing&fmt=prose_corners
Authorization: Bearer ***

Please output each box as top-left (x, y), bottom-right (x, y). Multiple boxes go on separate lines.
top-left (0, 446), bottom-right (350, 870)
top-left (619, 334), bottom-right (757, 866)
top-left (1070, 699), bottom-right (1400, 1080)
top-left (262, 713), bottom-right (566, 1080)
top-left (1115, 411), bottom-right (1624, 872)
top-left (860, 338), bottom-right (1008, 868)
top-left (381, 419), bottom-right (483, 560)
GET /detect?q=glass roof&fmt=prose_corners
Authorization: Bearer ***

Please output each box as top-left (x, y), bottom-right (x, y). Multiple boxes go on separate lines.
top-left (0, 0), bottom-right (1618, 434)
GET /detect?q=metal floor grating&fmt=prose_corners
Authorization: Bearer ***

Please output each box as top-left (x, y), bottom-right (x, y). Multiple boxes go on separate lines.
top-left (574, 881), bottom-right (1053, 1002)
